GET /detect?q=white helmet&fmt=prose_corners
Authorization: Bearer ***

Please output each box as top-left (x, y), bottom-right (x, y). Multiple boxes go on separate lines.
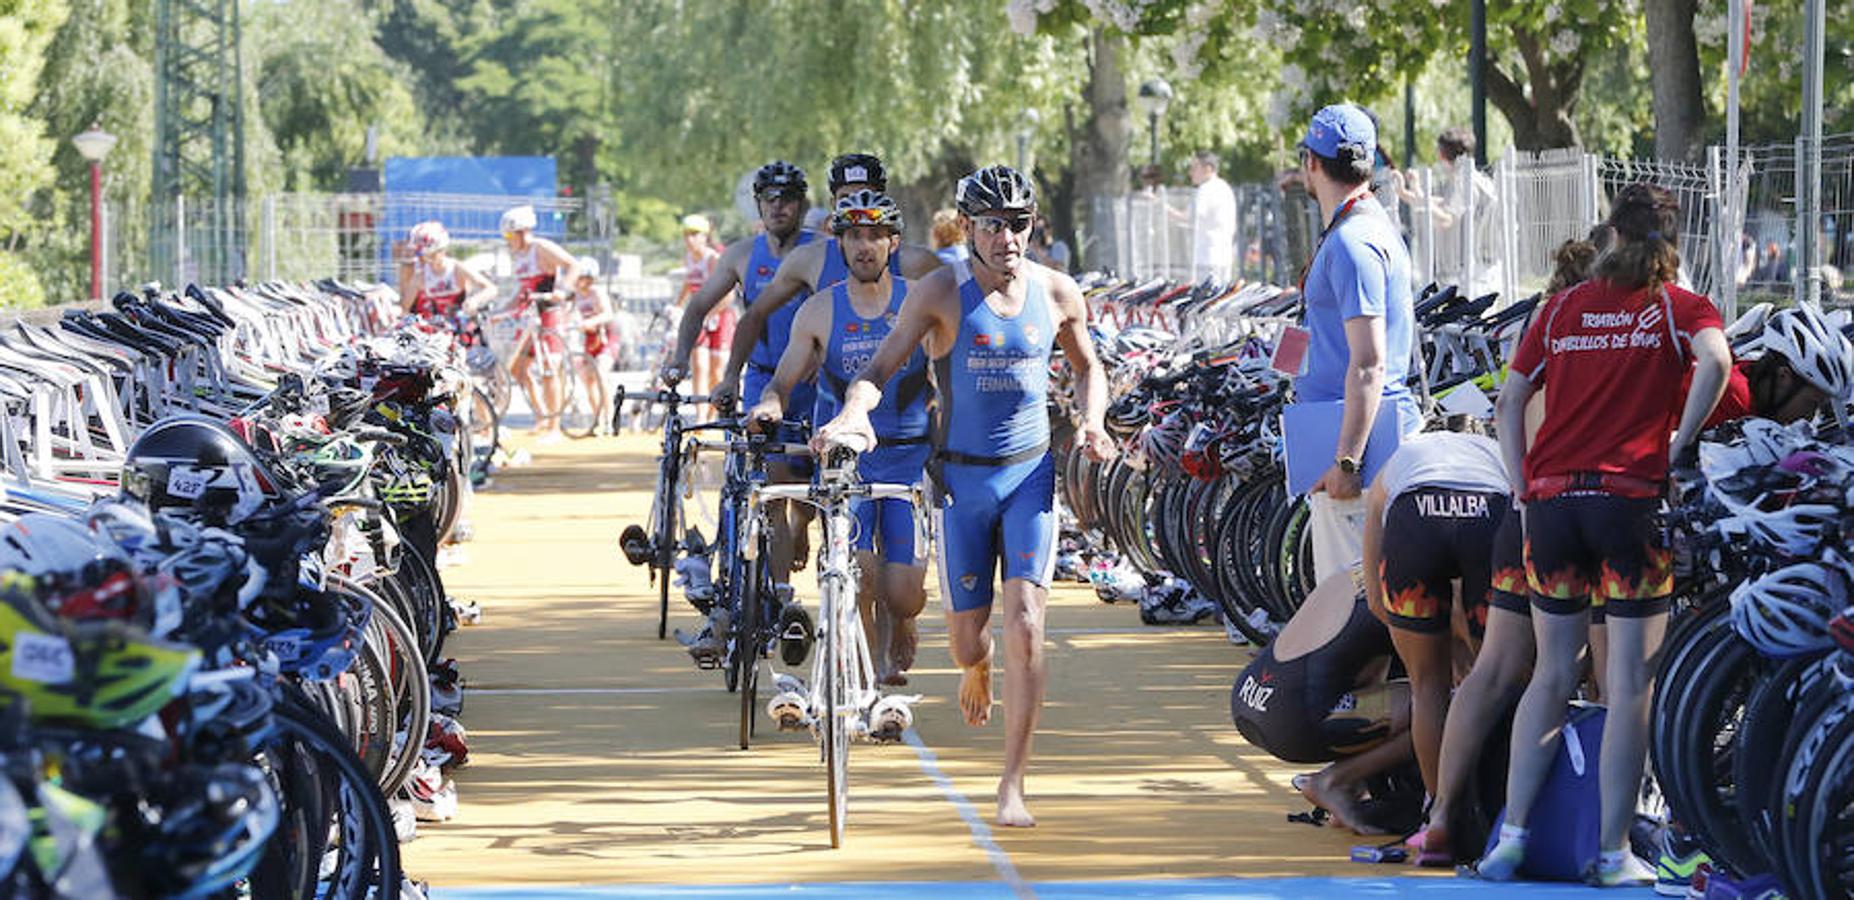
top-left (499, 205), bottom-right (538, 234)
top-left (1730, 560), bottom-right (1850, 658)
top-left (1761, 305), bottom-right (1853, 402)
top-left (0, 513), bottom-right (120, 582)
top-left (577, 257), bottom-right (600, 279)
top-left (407, 221), bottom-right (450, 257)
top-left (1738, 503), bottom-right (1839, 558)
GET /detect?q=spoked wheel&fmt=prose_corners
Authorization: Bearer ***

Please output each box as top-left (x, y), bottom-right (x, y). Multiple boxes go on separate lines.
top-left (562, 353), bottom-right (607, 438)
top-left (736, 551), bottom-right (765, 749)
top-left (468, 385), bottom-right (500, 465)
top-left (823, 585), bottom-right (849, 848)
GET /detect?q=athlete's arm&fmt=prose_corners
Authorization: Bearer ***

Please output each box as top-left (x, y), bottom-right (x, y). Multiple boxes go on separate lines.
top-left (534, 237), bottom-right (580, 287)
top-left (1360, 479), bottom-right (1391, 625)
top-left (895, 244), bottom-right (946, 279)
top-left (1494, 370), bottom-right (1537, 506)
top-left (748, 293), bottom-right (828, 430)
top-left (1050, 270), bottom-right (1115, 461)
top-left (396, 261), bottom-right (418, 315)
top-left (580, 286), bottom-right (617, 328)
top-left (813, 271), bottom-right (956, 453)
top-left (457, 262), bottom-right (498, 313)
top-left (669, 242), bottom-right (751, 373)
top-left (724, 245), bottom-right (819, 388)
top-left (1670, 326), bottom-right (1731, 464)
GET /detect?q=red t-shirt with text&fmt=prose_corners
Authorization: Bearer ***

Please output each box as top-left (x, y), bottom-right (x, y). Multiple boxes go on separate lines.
top-left (1683, 358), bottom-right (1754, 429)
top-left (1510, 279), bottom-right (1723, 497)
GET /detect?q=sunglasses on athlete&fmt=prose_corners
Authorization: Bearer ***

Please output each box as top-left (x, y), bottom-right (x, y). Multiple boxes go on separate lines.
top-left (972, 214), bottom-right (1033, 235)
top-left (838, 208), bottom-right (897, 226)
top-left (756, 189), bottom-right (806, 203)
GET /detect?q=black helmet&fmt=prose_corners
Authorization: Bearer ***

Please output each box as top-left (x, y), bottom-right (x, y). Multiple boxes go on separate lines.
top-left (752, 160), bottom-right (809, 197)
top-left (955, 165), bottom-right (1036, 217)
top-left (829, 189), bottom-right (904, 236)
top-left (828, 153), bottom-right (888, 194)
top-left (120, 416), bottom-right (290, 527)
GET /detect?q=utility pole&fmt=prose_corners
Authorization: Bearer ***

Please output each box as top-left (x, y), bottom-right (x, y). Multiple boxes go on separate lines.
top-left (152, 0), bottom-right (247, 285)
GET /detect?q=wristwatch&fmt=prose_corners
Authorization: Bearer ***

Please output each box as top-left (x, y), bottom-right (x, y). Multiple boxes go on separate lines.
top-left (1335, 455), bottom-right (1360, 476)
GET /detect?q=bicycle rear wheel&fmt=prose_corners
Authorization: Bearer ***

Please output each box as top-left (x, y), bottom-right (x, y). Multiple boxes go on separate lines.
top-left (736, 550), bottom-right (764, 749)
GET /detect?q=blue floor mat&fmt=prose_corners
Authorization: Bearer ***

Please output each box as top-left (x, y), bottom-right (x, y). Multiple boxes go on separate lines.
top-left (436, 876), bottom-right (1638, 898)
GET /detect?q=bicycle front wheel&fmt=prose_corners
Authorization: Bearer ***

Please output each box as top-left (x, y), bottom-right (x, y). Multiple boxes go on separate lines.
top-left (564, 354), bottom-right (607, 438)
top-left (824, 579), bottom-right (849, 848)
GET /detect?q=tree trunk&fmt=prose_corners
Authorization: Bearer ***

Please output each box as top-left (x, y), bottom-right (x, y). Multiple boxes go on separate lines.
top-left (1645, 0), bottom-right (1706, 162)
top-left (1068, 28), bottom-right (1130, 271)
top-left (1484, 32), bottom-right (1581, 152)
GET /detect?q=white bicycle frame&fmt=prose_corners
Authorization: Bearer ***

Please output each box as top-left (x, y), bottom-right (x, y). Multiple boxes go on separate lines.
top-left (756, 475), bottom-right (927, 739)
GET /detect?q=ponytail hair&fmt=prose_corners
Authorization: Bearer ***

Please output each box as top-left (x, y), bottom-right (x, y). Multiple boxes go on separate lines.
top-left (1545, 238), bottom-right (1598, 295)
top-left (1595, 182), bottom-right (1681, 293)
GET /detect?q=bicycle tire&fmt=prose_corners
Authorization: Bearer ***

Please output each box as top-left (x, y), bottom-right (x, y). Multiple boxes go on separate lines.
top-left (337, 574), bottom-right (430, 797)
top-left (736, 549), bottom-right (764, 749)
top-left (654, 446), bottom-right (681, 641)
top-left (1736, 656), bottom-right (1829, 868)
top-left (825, 572), bottom-right (849, 848)
top-left (270, 688), bottom-right (403, 899)
top-left (562, 353), bottom-right (604, 438)
top-left (1796, 702), bottom-right (1854, 900)
top-left (469, 385), bottom-right (501, 472)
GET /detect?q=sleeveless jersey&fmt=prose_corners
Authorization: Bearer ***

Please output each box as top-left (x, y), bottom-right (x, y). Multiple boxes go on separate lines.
top-left (933, 261), bottom-right (1056, 461)
top-left (413, 259), bottom-right (464, 319)
top-left (814, 277), bottom-right (929, 441)
top-left (816, 236), bottom-right (906, 299)
top-left (743, 230), bottom-right (818, 371)
top-left (573, 288), bottom-right (611, 356)
top-left (512, 241), bottom-right (565, 329)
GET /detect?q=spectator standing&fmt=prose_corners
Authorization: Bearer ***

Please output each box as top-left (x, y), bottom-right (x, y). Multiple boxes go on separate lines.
top-left (1288, 104), bottom-right (1419, 582)
top-left (930, 208), bottom-right (970, 265)
top-left (1186, 151), bottom-right (1236, 282)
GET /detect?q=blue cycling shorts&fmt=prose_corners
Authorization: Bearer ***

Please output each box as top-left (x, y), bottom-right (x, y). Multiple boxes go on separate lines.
top-left (850, 442), bottom-right (930, 566)
top-left (932, 452), bottom-right (1057, 612)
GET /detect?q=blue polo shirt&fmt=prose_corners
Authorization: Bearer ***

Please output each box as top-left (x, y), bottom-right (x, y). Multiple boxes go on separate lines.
top-left (1296, 197), bottom-right (1413, 403)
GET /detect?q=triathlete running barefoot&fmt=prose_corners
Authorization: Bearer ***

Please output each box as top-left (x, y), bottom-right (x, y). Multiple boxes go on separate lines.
top-left (814, 166), bottom-right (1114, 828)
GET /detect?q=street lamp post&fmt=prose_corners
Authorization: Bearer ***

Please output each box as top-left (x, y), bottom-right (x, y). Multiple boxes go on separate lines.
top-left (1016, 108), bottom-right (1042, 174)
top-left (72, 123), bottom-right (117, 301)
top-left (1136, 78), bottom-right (1173, 167)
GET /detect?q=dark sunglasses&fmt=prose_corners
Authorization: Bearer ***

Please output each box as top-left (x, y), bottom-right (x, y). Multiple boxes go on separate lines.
top-left (973, 214), bottom-right (1033, 235)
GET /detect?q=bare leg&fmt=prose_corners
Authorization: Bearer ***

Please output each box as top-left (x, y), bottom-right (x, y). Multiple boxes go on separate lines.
top-left (855, 550), bottom-right (886, 678)
top-left (1430, 606), bottom-right (1534, 854)
top-left (1388, 625), bottom-right (1453, 800)
top-left (1598, 613), bottom-right (1664, 853)
top-left (509, 341), bottom-right (540, 429)
top-left (996, 578), bottom-right (1048, 828)
top-left (882, 561), bottom-right (927, 684)
top-left (946, 604), bottom-right (993, 727)
top-left (1298, 730), bottom-right (1416, 835)
top-left (1500, 605), bottom-right (1590, 832)
top-left (1588, 617), bottom-right (1609, 704)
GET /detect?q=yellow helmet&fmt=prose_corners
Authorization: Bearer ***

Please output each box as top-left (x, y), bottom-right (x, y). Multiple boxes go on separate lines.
top-left (0, 582), bottom-right (199, 730)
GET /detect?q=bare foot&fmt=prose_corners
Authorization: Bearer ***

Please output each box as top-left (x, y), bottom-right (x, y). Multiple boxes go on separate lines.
top-left (1297, 769), bottom-right (1382, 835)
top-left (891, 618), bottom-right (918, 675)
top-left (957, 658), bottom-right (993, 726)
top-left (879, 669), bottom-right (909, 687)
top-left (996, 779), bottom-right (1036, 828)
top-left (790, 528), bottom-right (810, 573)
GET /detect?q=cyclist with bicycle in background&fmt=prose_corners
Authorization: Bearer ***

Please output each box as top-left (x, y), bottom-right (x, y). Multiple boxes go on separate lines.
top-left (661, 160), bottom-right (814, 662)
top-left (397, 221), bottom-right (497, 322)
top-left (747, 190), bottom-right (930, 687)
top-left (678, 214), bottom-right (733, 407)
top-left (501, 204), bottom-right (580, 441)
top-left (710, 154), bottom-right (945, 415)
top-left (570, 257), bottom-right (619, 436)
top-left (814, 165), bottom-right (1114, 828)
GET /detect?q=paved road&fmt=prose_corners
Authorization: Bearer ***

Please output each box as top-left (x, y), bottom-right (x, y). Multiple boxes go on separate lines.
top-left (404, 433), bottom-right (1432, 891)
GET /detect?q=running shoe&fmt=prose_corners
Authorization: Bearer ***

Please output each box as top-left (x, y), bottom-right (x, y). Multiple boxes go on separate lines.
top-left (450, 597), bottom-right (483, 626)
top-left (389, 797), bottom-right (419, 843)
top-left (674, 555), bottom-right (715, 605)
top-left (402, 761), bottom-right (458, 822)
top-left (1583, 852), bottom-right (1657, 887)
top-left (422, 713), bottom-right (470, 770)
top-left (1695, 869), bottom-right (1783, 899)
top-left (1655, 829), bottom-right (1711, 896)
top-left (679, 608), bottom-right (729, 667)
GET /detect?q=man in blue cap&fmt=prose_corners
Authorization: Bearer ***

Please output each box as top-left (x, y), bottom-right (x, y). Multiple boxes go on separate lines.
top-left (1289, 103), bottom-right (1417, 583)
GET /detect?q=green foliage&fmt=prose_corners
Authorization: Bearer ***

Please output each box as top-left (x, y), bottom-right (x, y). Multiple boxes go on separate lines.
top-left (0, 0), bottom-right (69, 241)
top-left (249, 0), bottom-right (430, 191)
top-left (0, 252), bottom-right (48, 311)
top-left (1697, 2), bottom-right (1854, 145)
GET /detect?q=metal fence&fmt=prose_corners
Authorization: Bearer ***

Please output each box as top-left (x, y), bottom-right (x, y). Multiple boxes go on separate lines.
top-left (1087, 137), bottom-right (1854, 317)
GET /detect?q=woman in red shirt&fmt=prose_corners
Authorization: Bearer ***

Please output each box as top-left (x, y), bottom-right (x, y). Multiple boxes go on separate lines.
top-left (1480, 184), bottom-right (1731, 886)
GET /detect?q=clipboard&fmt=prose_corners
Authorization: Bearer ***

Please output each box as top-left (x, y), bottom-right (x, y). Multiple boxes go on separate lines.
top-left (1282, 395), bottom-right (1416, 496)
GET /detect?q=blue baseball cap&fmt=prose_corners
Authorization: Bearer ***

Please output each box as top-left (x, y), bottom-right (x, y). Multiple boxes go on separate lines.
top-left (1299, 104), bottom-right (1376, 159)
